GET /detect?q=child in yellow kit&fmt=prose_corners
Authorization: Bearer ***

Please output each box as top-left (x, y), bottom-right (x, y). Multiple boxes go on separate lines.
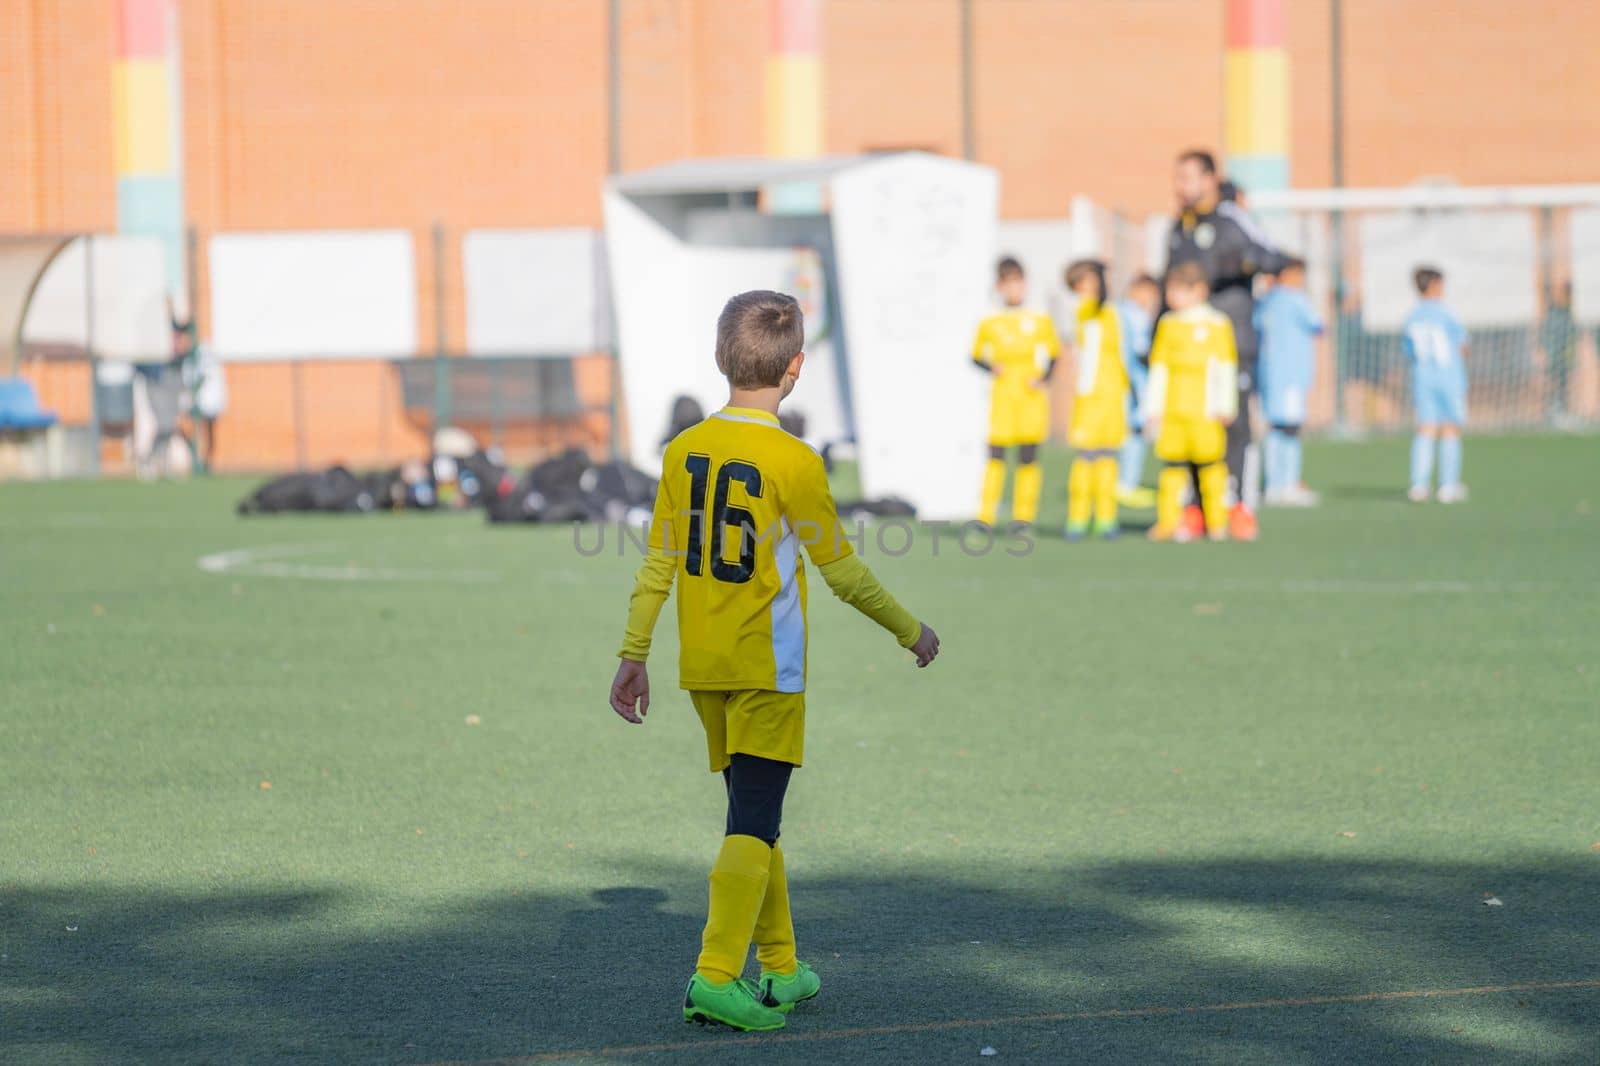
top-left (971, 257), bottom-right (1061, 525)
top-left (1063, 259), bottom-right (1130, 540)
top-left (1144, 262), bottom-right (1238, 541)
top-left (609, 290), bottom-right (942, 1033)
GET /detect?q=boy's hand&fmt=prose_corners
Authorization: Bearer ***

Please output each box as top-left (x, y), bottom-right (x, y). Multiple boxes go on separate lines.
top-left (609, 659), bottom-right (651, 724)
top-left (1143, 418), bottom-right (1161, 441)
top-left (1219, 414), bottom-right (1236, 427)
top-left (910, 623), bottom-right (941, 668)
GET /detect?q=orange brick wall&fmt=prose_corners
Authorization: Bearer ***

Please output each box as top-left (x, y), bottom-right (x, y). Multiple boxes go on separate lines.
top-left (8, 1), bottom-right (1600, 242)
top-left (7, 0), bottom-right (1600, 470)
top-left (0, 0), bottom-right (116, 232)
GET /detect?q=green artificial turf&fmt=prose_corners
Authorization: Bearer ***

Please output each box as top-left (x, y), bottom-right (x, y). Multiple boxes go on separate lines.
top-left (2, 434), bottom-right (1597, 1064)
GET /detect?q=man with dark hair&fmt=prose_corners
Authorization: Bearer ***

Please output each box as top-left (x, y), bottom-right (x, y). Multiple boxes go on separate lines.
top-left (1165, 149), bottom-right (1288, 541)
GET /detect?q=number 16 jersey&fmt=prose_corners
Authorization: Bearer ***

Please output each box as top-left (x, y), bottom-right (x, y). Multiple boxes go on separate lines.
top-left (650, 405), bottom-right (852, 693)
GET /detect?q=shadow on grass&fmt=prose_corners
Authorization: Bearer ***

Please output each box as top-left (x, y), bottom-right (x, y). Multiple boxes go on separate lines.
top-left (3, 856), bottom-right (1597, 1064)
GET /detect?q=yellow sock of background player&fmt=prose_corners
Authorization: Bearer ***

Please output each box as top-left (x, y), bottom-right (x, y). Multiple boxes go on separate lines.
top-left (752, 842), bottom-right (797, 976)
top-left (696, 834), bottom-right (772, 983)
top-left (1066, 459), bottom-right (1092, 533)
top-left (1012, 462), bottom-right (1043, 524)
top-left (1198, 461), bottom-right (1229, 537)
top-left (978, 458), bottom-right (1006, 525)
top-left (1091, 455), bottom-right (1119, 530)
top-left (1156, 464), bottom-right (1188, 536)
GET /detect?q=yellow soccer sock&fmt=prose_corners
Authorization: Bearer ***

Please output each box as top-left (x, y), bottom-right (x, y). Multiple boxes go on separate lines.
top-left (1199, 462), bottom-right (1229, 535)
top-left (978, 458), bottom-right (1006, 525)
top-left (753, 842), bottom-right (797, 976)
top-left (1092, 456), bottom-right (1119, 528)
top-left (1066, 459), bottom-right (1092, 530)
top-left (1157, 465), bottom-right (1187, 533)
top-left (1013, 462), bottom-right (1043, 524)
top-left (696, 834), bottom-right (773, 984)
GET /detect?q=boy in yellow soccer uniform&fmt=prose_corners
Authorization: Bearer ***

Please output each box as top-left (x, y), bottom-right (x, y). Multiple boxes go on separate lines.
top-left (971, 257), bottom-right (1061, 525)
top-left (609, 290), bottom-right (941, 1033)
top-left (1144, 262), bottom-right (1238, 541)
top-left (1063, 259), bottom-right (1130, 540)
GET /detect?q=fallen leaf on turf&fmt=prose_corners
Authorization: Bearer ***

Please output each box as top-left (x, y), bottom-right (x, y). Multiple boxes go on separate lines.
top-left (1193, 602), bottom-right (1223, 615)
top-left (91, 604), bottom-right (106, 617)
top-left (259, 781), bottom-right (272, 790)
top-left (1482, 896), bottom-right (1503, 906)
top-left (415, 828), bottom-right (425, 836)
top-left (1450, 1027), bottom-right (1463, 1033)
top-left (1591, 842), bottom-right (1600, 852)
top-left (464, 714), bottom-right (481, 726)
top-left (1338, 831), bottom-right (1357, 838)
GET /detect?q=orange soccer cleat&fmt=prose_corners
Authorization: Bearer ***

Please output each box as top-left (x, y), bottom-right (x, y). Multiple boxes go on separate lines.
top-left (1227, 503), bottom-right (1259, 542)
top-left (1181, 504), bottom-right (1207, 541)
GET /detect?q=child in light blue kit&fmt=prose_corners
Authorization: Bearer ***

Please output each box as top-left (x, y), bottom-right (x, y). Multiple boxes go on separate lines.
top-left (1401, 265), bottom-right (1469, 503)
top-left (1114, 274), bottom-right (1160, 509)
top-left (1255, 258), bottom-right (1324, 506)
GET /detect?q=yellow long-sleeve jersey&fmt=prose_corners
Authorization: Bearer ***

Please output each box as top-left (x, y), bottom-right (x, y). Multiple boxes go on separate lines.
top-left (972, 308), bottom-right (1061, 380)
top-left (1146, 304), bottom-right (1239, 422)
top-left (618, 405), bottom-right (920, 693)
top-left (1069, 298), bottom-right (1130, 449)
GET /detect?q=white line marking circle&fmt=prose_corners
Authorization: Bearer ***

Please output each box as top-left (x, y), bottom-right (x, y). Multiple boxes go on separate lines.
top-left (197, 544), bottom-right (498, 584)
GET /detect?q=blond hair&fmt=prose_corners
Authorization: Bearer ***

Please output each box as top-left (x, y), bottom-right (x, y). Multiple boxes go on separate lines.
top-left (715, 290), bottom-right (804, 389)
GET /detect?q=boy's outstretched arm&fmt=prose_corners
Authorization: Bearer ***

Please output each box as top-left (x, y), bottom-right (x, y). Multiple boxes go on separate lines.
top-left (610, 476), bottom-right (678, 723)
top-left (791, 452), bottom-right (940, 668)
top-left (817, 554), bottom-right (940, 666)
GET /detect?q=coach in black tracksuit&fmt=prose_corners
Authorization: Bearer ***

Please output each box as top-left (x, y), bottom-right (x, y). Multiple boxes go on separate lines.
top-left (1164, 150), bottom-right (1288, 524)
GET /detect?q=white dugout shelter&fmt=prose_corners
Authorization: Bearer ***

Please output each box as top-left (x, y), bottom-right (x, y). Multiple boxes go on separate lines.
top-left (604, 153), bottom-right (999, 521)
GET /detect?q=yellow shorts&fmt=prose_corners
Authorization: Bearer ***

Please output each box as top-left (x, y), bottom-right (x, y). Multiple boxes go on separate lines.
top-left (1154, 415), bottom-right (1225, 465)
top-left (1068, 401), bottom-right (1128, 451)
top-left (988, 380), bottom-right (1049, 447)
top-left (690, 689), bottom-right (806, 772)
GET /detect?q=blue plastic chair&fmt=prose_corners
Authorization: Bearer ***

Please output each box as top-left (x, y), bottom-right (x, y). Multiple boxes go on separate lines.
top-left (0, 377), bottom-right (58, 432)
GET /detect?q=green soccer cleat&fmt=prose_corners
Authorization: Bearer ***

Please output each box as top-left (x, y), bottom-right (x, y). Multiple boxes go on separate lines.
top-left (758, 960), bottom-right (821, 1013)
top-left (682, 973), bottom-right (787, 1031)
top-left (1091, 520), bottom-right (1120, 541)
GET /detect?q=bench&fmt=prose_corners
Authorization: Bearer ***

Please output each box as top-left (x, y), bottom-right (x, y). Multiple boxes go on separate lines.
top-left (0, 377), bottom-right (60, 479)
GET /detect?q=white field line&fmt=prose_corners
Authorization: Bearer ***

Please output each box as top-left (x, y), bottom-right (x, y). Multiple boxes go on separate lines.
top-left (197, 544), bottom-right (498, 584)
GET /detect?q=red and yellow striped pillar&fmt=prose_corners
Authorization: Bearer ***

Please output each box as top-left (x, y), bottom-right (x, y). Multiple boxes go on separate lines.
top-left (114, 0), bottom-right (185, 306)
top-left (1223, 0), bottom-right (1289, 196)
top-left (764, 0), bottom-right (822, 158)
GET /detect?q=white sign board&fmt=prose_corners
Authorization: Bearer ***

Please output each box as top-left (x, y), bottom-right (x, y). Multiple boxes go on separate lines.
top-left (1358, 210), bottom-right (1536, 330)
top-left (1569, 208), bottom-right (1600, 326)
top-left (210, 231), bottom-right (417, 360)
top-left (831, 154), bottom-right (997, 520)
top-left (463, 228), bottom-right (607, 354)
